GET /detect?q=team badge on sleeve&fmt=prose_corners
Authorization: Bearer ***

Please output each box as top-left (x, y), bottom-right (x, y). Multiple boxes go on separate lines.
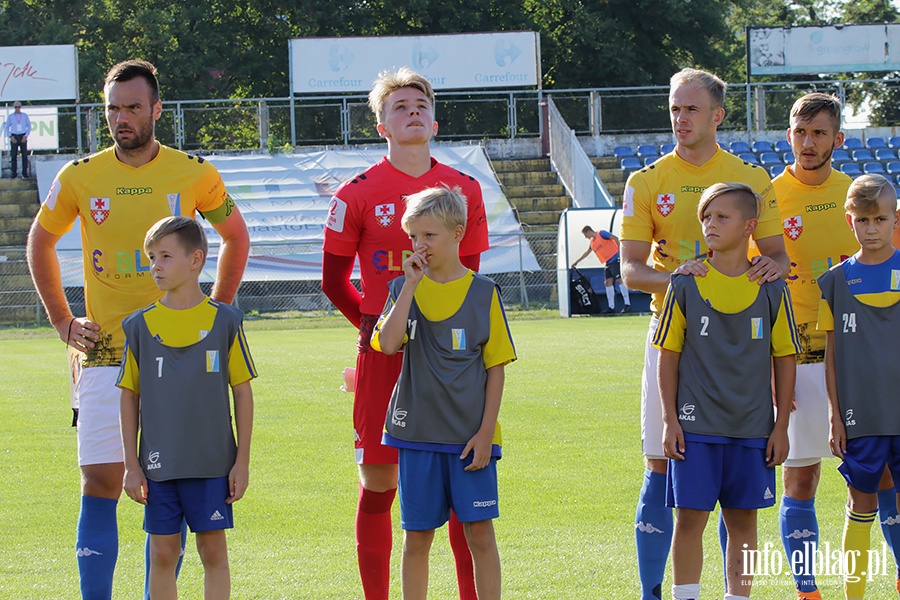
top-left (375, 203), bottom-right (395, 228)
top-left (784, 216), bottom-right (803, 241)
top-left (90, 198), bottom-right (111, 225)
top-left (656, 193), bottom-right (675, 217)
top-left (326, 196), bottom-right (347, 233)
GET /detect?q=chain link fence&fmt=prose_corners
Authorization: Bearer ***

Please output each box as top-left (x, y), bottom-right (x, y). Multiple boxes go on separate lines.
top-left (0, 231), bottom-right (560, 327)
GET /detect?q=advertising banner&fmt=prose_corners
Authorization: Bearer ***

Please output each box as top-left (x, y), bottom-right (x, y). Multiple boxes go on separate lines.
top-left (0, 45), bottom-right (78, 101)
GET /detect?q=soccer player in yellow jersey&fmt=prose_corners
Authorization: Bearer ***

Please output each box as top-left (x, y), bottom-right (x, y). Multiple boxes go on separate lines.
top-left (774, 93), bottom-right (900, 600)
top-left (26, 60), bottom-right (250, 599)
top-left (620, 68), bottom-right (789, 600)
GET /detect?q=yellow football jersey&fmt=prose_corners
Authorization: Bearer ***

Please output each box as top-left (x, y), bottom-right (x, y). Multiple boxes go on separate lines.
top-left (37, 145), bottom-right (232, 367)
top-left (621, 148), bottom-right (780, 313)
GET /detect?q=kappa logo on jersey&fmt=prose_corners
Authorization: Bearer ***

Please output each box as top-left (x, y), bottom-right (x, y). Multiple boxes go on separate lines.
top-left (750, 317), bottom-right (764, 340)
top-left (784, 215), bottom-right (803, 241)
top-left (375, 203), bottom-right (395, 228)
top-left (167, 193), bottom-right (181, 215)
top-left (325, 196), bottom-right (347, 233)
top-left (206, 350), bottom-right (220, 373)
top-left (452, 328), bottom-right (466, 350)
top-left (656, 193), bottom-right (675, 217)
top-left (90, 197), bottom-right (111, 225)
top-left (892, 270), bottom-right (900, 291)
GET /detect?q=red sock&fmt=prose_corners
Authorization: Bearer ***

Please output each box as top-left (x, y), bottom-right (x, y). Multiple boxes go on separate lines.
top-left (448, 510), bottom-right (478, 600)
top-left (356, 485), bottom-right (396, 600)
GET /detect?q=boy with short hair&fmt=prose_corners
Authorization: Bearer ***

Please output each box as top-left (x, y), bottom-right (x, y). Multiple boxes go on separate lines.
top-left (571, 225), bottom-right (631, 313)
top-left (819, 174), bottom-right (900, 599)
top-left (655, 182), bottom-right (798, 600)
top-left (118, 216), bottom-right (256, 600)
top-left (371, 187), bottom-right (516, 600)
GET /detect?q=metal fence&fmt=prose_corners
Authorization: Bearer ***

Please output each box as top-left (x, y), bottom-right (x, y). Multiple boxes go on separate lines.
top-left (14, 78), bottom-right (900, 156)
top-left (547, 97), bottom-right (614, 208)
top-left (0, 231), bottom-right (560, 326)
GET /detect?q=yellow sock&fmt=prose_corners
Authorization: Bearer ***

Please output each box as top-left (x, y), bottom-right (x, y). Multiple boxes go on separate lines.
top-left (844, 508), bottom-right (876, 599)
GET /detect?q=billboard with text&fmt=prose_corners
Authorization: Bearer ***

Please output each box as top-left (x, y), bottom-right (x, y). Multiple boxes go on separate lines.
top-left (0, 45), bottom-right (78, 101)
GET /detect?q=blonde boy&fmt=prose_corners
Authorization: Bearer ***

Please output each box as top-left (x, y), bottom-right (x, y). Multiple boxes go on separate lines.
top-left (118, 216), bottom-right (256, 599)
top-left (655, 183), bottom-right (798, 600)
top-left (819, 174), bottom-right (900, 599)
top-left (371, 187), bottom-right (516, 600)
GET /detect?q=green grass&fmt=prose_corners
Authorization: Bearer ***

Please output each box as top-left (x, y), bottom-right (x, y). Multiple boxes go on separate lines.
top-left (0, 315), bottom-right (893, 598)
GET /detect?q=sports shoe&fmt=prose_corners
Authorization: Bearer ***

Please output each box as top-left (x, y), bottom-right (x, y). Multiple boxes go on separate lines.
top-left (619, 304), bottom-right (632, 314)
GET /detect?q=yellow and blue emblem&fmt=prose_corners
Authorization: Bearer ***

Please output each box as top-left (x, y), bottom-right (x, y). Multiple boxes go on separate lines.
top-left (452, 329), bottom-right (466, 350)
top-left (206, 350), bottom-right (220, 372)
top-left (750, 317), bottom-right (763, 340)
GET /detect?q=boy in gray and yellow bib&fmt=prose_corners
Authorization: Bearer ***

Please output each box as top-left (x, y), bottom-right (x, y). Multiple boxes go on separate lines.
top-left (117, 216), bottom-right (256, 599)
top-left (372, 186), bottom-right (515, 600)
top-left (654, 183), bottom-right (798, 600)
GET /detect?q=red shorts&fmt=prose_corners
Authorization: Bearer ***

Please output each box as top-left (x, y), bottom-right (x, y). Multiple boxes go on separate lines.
top-left (354, 314), bottom-right (402, 465)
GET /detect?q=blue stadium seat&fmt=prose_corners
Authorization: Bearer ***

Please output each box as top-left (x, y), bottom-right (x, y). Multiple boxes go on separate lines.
top-left (886, 161), bottom-right (900, 174)
top-left (876, 148), bottom-right (897, 161)
top-left (866, 137), bottom-right (887, 150)
top-left (759, 152), bottom-right (782, 165)
top-left (852, 149), bottom-right (874, 162)
top-left (774, 140), bottom-right (792, 153)
top-left (752, 140), bottom-right (773, 153)
top-left (730, 141), bottom-right (751, 154)
top-left (769, 164), bottom-right (786, 178)
top-left (643, 156), bottom-right (658, 167)
top-left (738, 153), bottom-right (759, 165)
top-left (864, 162), bottom-right (886, 175)
top-left (832, 149), bottom-right (850, 163)
top-left (614, 145), bottom-right (635, 158)
top-left (840, 163), bottom-right (862, 177)
top-left (844, 137), bottom-right (864, 150)
top-left (896, 174), bottom-right (900, 187)
top-left (890, 136), bottom-right (900, 149)
top-left (637, 144), bottom-right (659, 157)
top-left (783, 151), bottom-right (795, 164)
top-left (719, 142), bottom-right (728, 151)
top-left (660, 143), bottom-right (675, 154)
top-left (621, 157), bottom-right (642, 170)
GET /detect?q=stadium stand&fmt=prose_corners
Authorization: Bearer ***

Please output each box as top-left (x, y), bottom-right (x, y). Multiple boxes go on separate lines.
top-left (866, 137), bottom-right (887, 149)
top-left (660, 143), bottom-right (675, 154)
top-left (844, 137), bottom-right (864, 150)
top-left (863, 162), bottom-right (885, 175)
top-left (832, 149), bottom-right (850, 163)
top-left (775, 140), bottom-right (791, 153)
top-left (643, 157), bottom-right (657, 167)
top-left (783, 151), bottom-right (795, 164)
top-left (730, 141), bottom-right (751, 154)
top-left (752, 140), bottom-right (773, 153)
top-left (840, 163), bottom-right (862, 177)
top-left (887, 161), bottom-right (900, 174)
top-left (621, 156), bottom-right (642, 171)
top-left (636, 144), bottom-right (658, 157)
top-left (759, 152), bottom-right (782, 165)
top-left (738, 152), bottom-right (759, 165)
top-left (890, 136), bottom-right (900, 149)
top-left (614, 145), bottom-right (635, 158)
top-left (876, 148), bottom-right (897, 161)
top-left (769, 164), bottom-right (786, 178)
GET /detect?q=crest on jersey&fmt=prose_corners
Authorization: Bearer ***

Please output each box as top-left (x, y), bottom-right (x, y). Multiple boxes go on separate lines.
top-left (90, 197), bottom-right (111, 225)
top-left (167, 193), bottom-right (181, 216)
top-left (784, 215), bottom-right (803, 241)
top-left (375, 203), bottom-right (395, 228)
top-left (656, 193), bottom-right (675, 217)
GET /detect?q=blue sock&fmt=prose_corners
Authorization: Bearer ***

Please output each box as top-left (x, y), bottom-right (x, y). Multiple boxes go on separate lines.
top-left (718, 511), bottom-right (728, 592)
top-left (144, 518), bottom-right (188, 599)
top-left (779, 495), bottom-right (818, 593)
top-left (878, 488), bottom-right (900, 574)
top-left (635, 469), bottom-right (672, 600)
top-left (76, 495), bottom-right (118, 600)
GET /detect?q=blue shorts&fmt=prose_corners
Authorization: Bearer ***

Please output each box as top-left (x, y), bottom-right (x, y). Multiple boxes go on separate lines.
top-left (398, 448), bottom-right (499, 530)
top-left (145, 477), bottom-right (234, 535)
top-left (667, 438), bottom-right (775, 511)
top-left (839, 436), bottom-right (900, 494)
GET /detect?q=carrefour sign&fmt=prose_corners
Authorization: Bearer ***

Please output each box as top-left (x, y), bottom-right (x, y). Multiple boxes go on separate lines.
top-left (290, 32), bottom-right (540, 93)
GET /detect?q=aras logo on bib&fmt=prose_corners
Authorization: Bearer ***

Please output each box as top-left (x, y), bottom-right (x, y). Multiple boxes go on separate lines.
top-left (90, 197), bottom-right (111, 225)
top-left (656, 193), bottom-right (675, 217)
top-left (784, 216), bottom-right (803, 241)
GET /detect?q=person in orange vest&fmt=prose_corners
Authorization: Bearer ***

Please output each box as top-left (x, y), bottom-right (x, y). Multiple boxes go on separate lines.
top-left (572, 225), bottom-right (631, 313)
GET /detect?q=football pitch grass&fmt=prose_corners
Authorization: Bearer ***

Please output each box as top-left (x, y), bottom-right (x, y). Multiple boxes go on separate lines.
top-left (0, 313), bottom-right (893, 598)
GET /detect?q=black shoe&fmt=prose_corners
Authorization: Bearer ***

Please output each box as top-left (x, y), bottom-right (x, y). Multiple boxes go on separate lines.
top-left (619, 304), bottom-right (632, 314)
top-left (10, 174), bottom-right (16, 179)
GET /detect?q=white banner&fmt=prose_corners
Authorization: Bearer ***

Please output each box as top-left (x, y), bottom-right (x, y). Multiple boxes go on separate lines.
top-left (0, 45), bottom-right (78, 101)
top-left (0, 106), bottom-right (59, 150)
top-left (749, 24), bottom-right (900, 76)
top-left (290, 32), bottom-right (540, 93)
top-left (38, 145), bottom-right (540, 284)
